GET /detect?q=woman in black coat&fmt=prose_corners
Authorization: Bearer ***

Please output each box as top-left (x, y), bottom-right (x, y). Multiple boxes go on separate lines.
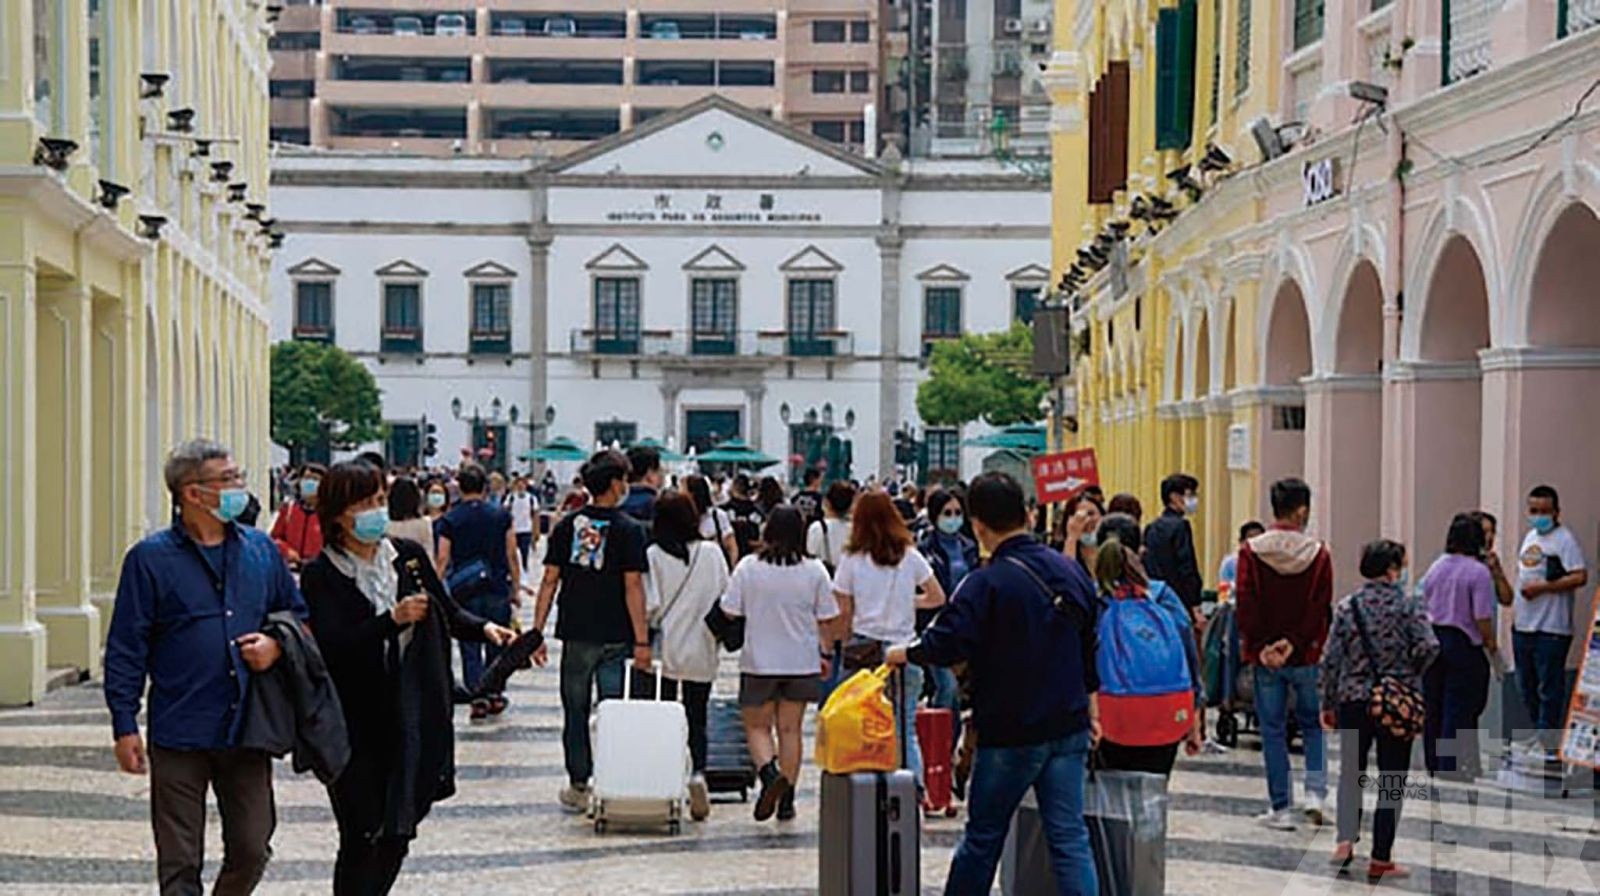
top-left (302, 461), bottom-right (515, 896)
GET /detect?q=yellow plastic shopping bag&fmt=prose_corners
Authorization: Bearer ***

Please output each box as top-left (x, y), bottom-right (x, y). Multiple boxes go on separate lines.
top-left (815, 665), bottom-right (899, 774)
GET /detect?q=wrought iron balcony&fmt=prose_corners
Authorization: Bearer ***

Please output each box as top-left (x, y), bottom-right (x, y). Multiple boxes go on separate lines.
top-left (567, 328), bottom-right (855, 359)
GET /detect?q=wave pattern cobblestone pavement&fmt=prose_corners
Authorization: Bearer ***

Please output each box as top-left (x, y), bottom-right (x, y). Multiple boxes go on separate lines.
top-left (1, 647), bottom-right (1598, 895)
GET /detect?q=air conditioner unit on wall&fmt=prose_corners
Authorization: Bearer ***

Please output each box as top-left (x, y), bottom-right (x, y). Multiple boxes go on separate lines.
top-left (1003, 17), bottom-right (1023, 33)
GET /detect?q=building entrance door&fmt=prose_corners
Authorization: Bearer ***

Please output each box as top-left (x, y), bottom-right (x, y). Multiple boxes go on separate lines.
top-left (685, 409), bottom-right (741, 457)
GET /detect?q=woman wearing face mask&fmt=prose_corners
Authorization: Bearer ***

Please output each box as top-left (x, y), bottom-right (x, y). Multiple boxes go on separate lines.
top-left (1054, 492), bottom-right (1105, 574)
top-left (1319, 539), bottom-right (1438, 882)
top-left (301, 461), bottom-right (516, 895)
top-left (916, 489), bottom-right (979, 714)
top-left (271, 462), bottom-right (326, 571)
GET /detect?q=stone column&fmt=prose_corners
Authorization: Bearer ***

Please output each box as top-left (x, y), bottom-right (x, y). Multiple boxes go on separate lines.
top-left (526, 224), bottom-right (551, 455)
top-left (0, 262), bottom-right (47, 704)
top-left (876, 227), bottom-right (903, 477)
top-left (659, 381), bottom-right (681, 444)
top-left (745, 384), bottom-right (767, 451)
top-left (34, 281), bottom-right (101, 677)
top-left (1201, 394), bottom-right (1234, 579)
top-left (1303, 373), bottom-right (1382, 598)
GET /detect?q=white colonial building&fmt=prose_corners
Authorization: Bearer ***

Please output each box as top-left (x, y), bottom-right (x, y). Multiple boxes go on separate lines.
top-left (269, 97), bottom-right (1050, 480)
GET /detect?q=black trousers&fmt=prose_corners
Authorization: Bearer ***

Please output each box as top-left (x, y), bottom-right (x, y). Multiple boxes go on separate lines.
top-left (1095, 740), bottom-right (1180, 776)
top-left (1423, 625), bottom-right (1489, 775)
top-left (1335, 701), bottom-right (1413, 862)
top-left (515, 531), bottom-right (533, 568)
top-left (149, 746), bottom-right (276, 896)
top-left (328, 752), bottom-right (413, 896)
top-left (630, 671), bottom-right (712, 773)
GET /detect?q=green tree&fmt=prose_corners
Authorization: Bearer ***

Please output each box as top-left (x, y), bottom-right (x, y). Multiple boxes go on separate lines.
top-left (916, 323), bottom-right (1047, 427)
top-left (270, 340), bottom-right (383, 462)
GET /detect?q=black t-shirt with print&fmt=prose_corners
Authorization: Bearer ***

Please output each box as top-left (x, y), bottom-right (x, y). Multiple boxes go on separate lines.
top-left (544, 504), bottom-right (648, 644)
top-left (724, 497), bottom-right (766, 557)
top-left (793, 489), bottom-right (824, 527)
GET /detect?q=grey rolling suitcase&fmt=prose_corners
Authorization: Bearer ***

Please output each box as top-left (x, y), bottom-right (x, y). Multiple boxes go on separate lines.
top-left (1001, 769), bottom-right (1169, 896)
top-left (819, 670), bottom-right (920, 896)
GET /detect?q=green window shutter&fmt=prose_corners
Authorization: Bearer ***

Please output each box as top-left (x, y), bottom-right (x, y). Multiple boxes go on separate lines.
top-left (1175, 0), bottom-right (1198, 146)
top-left (1234, 0), bottom-right (1252, 96)
top-left (1155, 9), bottom-right (1181, 149)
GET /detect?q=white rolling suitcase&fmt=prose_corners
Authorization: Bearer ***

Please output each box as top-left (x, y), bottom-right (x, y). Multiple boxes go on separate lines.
top-left (590, 662), bottom-right (690, 834)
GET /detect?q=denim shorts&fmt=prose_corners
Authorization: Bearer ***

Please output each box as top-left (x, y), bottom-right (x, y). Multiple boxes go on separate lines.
top-left (739, 673), bottom-right (821, 707)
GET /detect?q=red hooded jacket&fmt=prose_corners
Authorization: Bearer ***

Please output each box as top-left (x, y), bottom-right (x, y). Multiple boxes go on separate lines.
top-left (1234, 524), bottom-right (1333, 666)
top-left (270, 500), bottom-right (323, 566)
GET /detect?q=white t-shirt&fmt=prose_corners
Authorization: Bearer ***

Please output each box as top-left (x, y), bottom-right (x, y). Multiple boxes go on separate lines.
top-left (699, 507), bottom-right (733, 543)
top-left (719, 556), bottom-right (838, 676)
top-left (807, 518), bottom-right (851, 569)
top-left (645, 542), bottom-right (731, 683)
top-left (833, 549), bottom-right (934, 645)
top-left (507, 492), bottom-right (536, 534)
top-left (1514, 525), bottom-right (1587, 635)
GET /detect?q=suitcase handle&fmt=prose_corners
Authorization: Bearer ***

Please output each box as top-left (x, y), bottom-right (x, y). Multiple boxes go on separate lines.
top-left (622, 659), bottom-right (665, 701)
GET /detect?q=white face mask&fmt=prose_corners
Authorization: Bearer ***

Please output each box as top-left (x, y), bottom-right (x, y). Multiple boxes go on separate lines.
top-left (1183, 496), bottom-right (1200, 515)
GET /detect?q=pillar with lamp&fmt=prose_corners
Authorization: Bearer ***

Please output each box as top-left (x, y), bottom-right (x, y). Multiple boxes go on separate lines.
top-left (780, 401), bottom-right (854, 487)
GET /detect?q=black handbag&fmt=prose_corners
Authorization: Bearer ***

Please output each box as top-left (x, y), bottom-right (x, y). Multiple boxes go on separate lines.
top-left (1350, 599), bottom-right (1426, 739)
top-left (704, 603), bottom-right (745, 652)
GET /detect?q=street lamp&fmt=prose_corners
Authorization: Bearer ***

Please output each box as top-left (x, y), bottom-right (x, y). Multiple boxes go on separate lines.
top-left (779, 402), bottom-right (791, 424)
top-left (450, 397), bottom-right (462, 419)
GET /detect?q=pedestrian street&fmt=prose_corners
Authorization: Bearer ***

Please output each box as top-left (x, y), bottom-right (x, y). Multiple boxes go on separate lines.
top-left (2, 644), bottom-right (1596, 896)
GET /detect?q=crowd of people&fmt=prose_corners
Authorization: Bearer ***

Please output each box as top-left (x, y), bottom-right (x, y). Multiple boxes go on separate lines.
top-left (106, 435), bottom-right (1594, 895)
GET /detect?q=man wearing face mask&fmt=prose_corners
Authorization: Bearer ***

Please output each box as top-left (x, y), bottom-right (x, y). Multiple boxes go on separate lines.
top-left (1144, 473), bottom-right (1205, 623)
top-left (271, 462), bottom-right (325, 571)
top-left (1513, 484), bottom-right (1589, 757)
top-left (105, 439), bottom-right (308, 895)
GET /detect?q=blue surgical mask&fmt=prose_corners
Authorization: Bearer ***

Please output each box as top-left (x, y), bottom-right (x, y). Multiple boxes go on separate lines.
top-left (1395, 569), bottom-right (1410, 592)
top-left (1529, 514), bottom-right (1555, 535)
top-left (210, 487), bottom-right (250, 523)
top-left (1081, 531), bottom-right (1099, 548)
top-left (352, 507), bottom-right (390, 544)
top-left (938, 515), bottom-right (964, 535)
top-left (427, 492), bottom-right (446, 509)
top-left (1183, 496), bottom-right (1200, 515)
top-left (299, 478), bottom-right (319, 499)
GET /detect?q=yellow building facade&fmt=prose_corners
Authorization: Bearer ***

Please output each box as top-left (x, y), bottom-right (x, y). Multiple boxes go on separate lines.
top-left (1, 0), bottom-right (275, 704)
top-left (1047, 0), bottom-right (1600, 602)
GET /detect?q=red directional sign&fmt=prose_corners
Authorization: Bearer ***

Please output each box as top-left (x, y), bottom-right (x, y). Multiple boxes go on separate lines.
top-left (1031, 448), bottom-right (1099, 504)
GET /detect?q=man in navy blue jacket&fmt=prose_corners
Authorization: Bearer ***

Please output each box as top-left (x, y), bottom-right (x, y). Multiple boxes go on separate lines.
top-left (888, 472), bottom-right (1100, 896)
top-left (106, 439), bottom-right (307, 895)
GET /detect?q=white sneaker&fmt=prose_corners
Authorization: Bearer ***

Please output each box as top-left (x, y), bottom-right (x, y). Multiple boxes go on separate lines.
top-left (688, 774), bottom-right (711, 821)
top-left (1302, 794), bottom-right (1327, 826)
top-left (559, 783), bottom-right (591, 813)
top-left (1255, 807), bottom-right (1298, 831)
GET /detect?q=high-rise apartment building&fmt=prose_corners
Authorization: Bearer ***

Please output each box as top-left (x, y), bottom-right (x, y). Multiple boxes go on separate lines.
top-left (882, 0), bottom-right (1053, 158)
top-left (268, 0), bottom-right (883, 156)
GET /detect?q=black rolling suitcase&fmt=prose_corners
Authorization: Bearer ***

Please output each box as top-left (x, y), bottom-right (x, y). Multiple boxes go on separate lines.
top-left (704, 695), bottom-right (757, 800)
top-left (818, 669), bottom-right (920, 896)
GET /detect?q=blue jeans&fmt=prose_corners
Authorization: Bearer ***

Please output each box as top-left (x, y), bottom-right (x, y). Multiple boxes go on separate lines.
top-left (895, 664), bottom-right (926, 790)
top-left (944, 729), bottom-right (1098, 896)
top-left (928, 665), bottom-right (961, 712)
top-left (559, 641), bottom-right (627, 785)
top-left (1253, 664), bottom-right (1327, 811)
top-left (458, 593), bottom-right (511, 693)
top-left (1512, 630), bottom-right (1572, 748)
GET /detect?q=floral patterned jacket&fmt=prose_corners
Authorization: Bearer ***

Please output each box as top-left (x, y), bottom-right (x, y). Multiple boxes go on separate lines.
top-left (1319, 580), bottom-right (1440, 708)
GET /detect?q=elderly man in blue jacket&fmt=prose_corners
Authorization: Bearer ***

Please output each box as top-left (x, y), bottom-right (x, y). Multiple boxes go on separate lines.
top-left (888, 472), bottom-right (1101, 896)
top-left (105, 439), bottom-right (307, 896)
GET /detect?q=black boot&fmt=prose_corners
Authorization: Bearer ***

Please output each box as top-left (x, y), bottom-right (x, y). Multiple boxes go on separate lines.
top-left (777, 785), bottom-right (796, 821)
top-left (754, 760), bottom-right (791, 822)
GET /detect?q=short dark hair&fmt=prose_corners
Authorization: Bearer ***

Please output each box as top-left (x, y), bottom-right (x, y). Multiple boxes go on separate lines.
top-left (967, 472), bottom-right (1027, 532)
top-left (825, 480), bottom-right (857, 516)
top-left (1359, 539), bottom-right (1407, 580)
top-left (758, 505), bottom-right (807, 565)
top-left (1445, 512), bottom-right (1487, 556)
top-left (457, 463), bottom-right (488, 495)
top-left (1107, 492), bottom-right (1144, 520)
top-left (388, 476), bottom-right (423, 521)
top-left (582, 449), bottom-right (630, 496)
top-left (357, 451), bottom-right (387, 473)
top-left (1096, 512), bottom-right (1143, 553)
top-left (1269, 477), bottom-right (1312, 520)
top-left (1468, 510), bottom-right (1497, 538)
top-left (924, 487), bottom-right (963, 521)
top-left (1529, 484), bottom-right (1560, 510)
top-left (299, 462), bottom-right (328, 479)
top-left (1239, 520), bottom-right (1266, 542)
top-left (626, 445), bottom-right (661, 482)
top-left (1160, 473), bottom-right (1199, 505)
top-left (803, 468), bottom-right (822, 486)
top-left (682, 474), bottom-right (715, 516)
top-left (652, 490), bottom-right (702, 561)
top-left (317, 461), bottom-right (387, 550)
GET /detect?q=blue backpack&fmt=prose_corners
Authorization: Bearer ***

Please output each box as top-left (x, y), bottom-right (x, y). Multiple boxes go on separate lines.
top-left (1096, 580), bottom-right (1195, 746)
